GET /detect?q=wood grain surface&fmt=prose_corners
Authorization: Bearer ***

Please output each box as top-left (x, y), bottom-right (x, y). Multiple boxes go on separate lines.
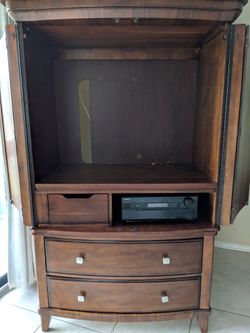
top-left (33, 221), bottom-right (217, 240)
top-left (220, 25), bottom-right (247, 225)
top-left (23, 25), bottom-right (59, 181)
top-left (3, 25), bottom-right (33, 225)
top-left (54, 60), bottom-right (197, 166)
top-left (48, 277), bottom-right (200, 313)
top-left (3, 0), bottom-right (246, 22)
top-left (194, 29), bottom-right (228, 185)
top-left (45, 239), bottom-right (202, 276)
top-left (36, 164), bottom-right (217, 193)
top-left (48, 194), bottom-right (109, 223)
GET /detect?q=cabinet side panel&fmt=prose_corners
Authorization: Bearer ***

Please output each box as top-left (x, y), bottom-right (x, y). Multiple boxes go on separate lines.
top-left (34, 234), bottom-right (49, 308)
top-left (200, 235), bottom-right (215, 309)
top-left (194, 30), bottom-right (227, 184)
top-left (23, 26), bottom-right (59, 181)
top-left (35, 193), bottom-right (49, 224)
top-left (194, 29), bottom-right (228, 224)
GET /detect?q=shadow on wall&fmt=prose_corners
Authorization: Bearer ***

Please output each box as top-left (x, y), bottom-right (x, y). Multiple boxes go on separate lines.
top-left (216, 186), bottom-right (250, 249)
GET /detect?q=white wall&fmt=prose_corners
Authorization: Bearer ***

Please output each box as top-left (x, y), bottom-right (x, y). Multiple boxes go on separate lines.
top-left (216, 2), bottom-right (250, 250)
top-left (0, 4), bottom-right (8, 37)
top-left (235, 2), bottom-right (250, 24)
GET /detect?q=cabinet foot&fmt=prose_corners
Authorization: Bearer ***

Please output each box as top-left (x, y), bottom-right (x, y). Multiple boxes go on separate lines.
top-left (39, 309), bottom-right (51, 332)
top-left (198, 311), bottom-right (209, 333)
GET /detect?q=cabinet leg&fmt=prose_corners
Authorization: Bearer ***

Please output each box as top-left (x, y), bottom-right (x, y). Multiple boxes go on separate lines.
top-left (39, 309), bottom-right (51, 332)
top-left (198, 311), bottom-right (209, 333)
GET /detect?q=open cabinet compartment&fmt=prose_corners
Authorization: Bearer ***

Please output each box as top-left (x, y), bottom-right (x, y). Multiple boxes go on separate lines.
top-left (18, 19), bottom-right (246, 226)
top-left (112, 192), bottom-right (213, 225)
top-left (23, 21), bottom-right (228, 181)
top-left (22, 20), bottom-right (230, 224)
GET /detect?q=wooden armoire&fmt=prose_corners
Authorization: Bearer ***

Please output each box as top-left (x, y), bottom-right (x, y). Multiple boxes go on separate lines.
top-left (1, 1), bottom-right (250, 332)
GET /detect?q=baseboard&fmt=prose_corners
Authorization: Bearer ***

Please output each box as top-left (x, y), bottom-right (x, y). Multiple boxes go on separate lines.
top-left (215, 240), bottom-right (250, 253)
top-left (0, 284), bottom-right (9, 298)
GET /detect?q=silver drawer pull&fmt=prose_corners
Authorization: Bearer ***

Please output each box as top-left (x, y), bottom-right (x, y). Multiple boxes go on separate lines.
top-left (77, 295), bottom-right (85, 303)
top-left (162, 256), bottom-right (170, 265)
top-left (76, 256), bottom-right (84, 265)
top-left (161, 295), bottom-right (169, 303)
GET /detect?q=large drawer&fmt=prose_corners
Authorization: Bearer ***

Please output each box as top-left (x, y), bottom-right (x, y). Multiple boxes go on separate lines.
top-left (45, 239), bottom-right (202, 276)
top-left (48, 277), bottom-right (200, 313)
top-left (48, 194), bottom-right (109, 223)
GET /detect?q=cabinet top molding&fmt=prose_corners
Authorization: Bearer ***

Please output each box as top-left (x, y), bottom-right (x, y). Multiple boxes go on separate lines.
top-left (0, 0), bottom-right (247, 22)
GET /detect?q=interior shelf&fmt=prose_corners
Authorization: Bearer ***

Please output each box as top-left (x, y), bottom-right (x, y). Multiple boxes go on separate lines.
top-left (34, 219), bottom-right (216, 239)
top-left (35, 164), bottom-right (217, 193)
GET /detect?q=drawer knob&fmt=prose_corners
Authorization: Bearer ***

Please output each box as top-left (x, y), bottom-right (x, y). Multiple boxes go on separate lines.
top-left (76, 256), bottom-right (84, 265)
top-left (77, 295), bottom-right (85, 303)
top-left (162, 256), bottom-right (171, 265)
top-left (161, 295), bottom-right (169, 303)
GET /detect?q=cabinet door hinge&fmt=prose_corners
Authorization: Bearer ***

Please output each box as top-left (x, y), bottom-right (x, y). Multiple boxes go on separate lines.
top-left (245, 32), bottom-right (249, 49)
top-left (11, 31), bottom-right (16, 40)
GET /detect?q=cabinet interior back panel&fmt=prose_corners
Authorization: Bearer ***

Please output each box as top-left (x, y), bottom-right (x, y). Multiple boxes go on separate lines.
top-left (54, 60), bottom-right (198, 165)
top-left (24, 30), bottom-right (59, 180)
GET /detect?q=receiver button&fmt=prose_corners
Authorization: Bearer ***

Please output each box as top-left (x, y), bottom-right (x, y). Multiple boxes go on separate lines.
top-left (183, 197), bottom-right (194, 207)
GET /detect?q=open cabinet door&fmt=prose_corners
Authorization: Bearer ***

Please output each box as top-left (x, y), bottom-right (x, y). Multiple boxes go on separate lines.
top-left (219, 25), bottom-right (250, 225)
top-left (0, 24), bottom-right (33, 226)
top-left (230, 26), bottom-right (250, 223)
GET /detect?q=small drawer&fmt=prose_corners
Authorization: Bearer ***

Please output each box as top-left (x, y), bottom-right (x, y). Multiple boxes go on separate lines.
top-left (46, 239), bottom-right (202, 276)
top-left (48, 277), bottom-right (200, 313)
top-left (48, 194), bottom-right (109, 223)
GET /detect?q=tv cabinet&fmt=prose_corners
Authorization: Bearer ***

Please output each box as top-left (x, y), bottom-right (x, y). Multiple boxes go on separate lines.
top-left (1, 1), bottom-right (250, 333)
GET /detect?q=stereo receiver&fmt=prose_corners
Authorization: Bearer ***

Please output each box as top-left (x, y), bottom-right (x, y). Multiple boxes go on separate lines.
top-left (121, 196), bottom-right (198, 222)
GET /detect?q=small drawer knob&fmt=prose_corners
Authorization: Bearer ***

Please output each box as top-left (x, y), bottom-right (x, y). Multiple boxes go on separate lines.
top-left (162, 256), bottom-right (170, 265)
top-left (76, 256), bottom-right (84, 265)
top-left (77, 295), bottom-right (85, 303)
top-left (161, 295), bottom-right (169, 303)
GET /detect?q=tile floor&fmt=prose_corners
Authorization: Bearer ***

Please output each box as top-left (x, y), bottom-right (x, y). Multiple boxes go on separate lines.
top-left (1, 248), bottom-right (250, 333)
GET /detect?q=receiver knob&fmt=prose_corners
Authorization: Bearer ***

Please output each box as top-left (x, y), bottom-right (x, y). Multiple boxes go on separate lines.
top-left (183, 197), bottom-right (194, 207)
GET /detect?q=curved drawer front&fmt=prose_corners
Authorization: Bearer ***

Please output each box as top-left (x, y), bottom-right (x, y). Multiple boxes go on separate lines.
top-left (45, 239), bottom-right (202, 276)
top-left (48, 277), bottom-right (200, 313)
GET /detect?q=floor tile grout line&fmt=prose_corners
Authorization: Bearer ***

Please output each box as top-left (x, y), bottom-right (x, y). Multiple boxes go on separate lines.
top-left (110, 322), bottom-right (118, 333)
top-left (56, 317), bottom-right (110, 333)
top-left (212, 307), bottom-right (250, 319)
top-left (33, 324), bottom-right (41, 333)
top-left (0, 301), bottom-right (39, 314)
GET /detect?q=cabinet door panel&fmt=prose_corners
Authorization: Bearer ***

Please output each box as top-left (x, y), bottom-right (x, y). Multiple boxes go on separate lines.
top-left (0, 24), bottom-right (33, 226)
top-left (231, 26), bottom-right (250, 222)
top-left (219, 25), bottom-right (250, 225)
